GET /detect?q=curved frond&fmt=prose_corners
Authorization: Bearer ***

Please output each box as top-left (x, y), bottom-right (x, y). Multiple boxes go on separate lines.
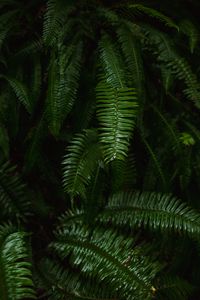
top-left (127, 4), bottom-right (179, 30)
top-left (117, 24), bottom-right (144, 96)
top-left (99, 191), bottom-right (200, 236)
top-left (4, 77), bottom-right (32, 113)
top-left (144, 28), bottom-right (200, 108)
top-left (51, 225), bottom-right (159, 300)
top-left (62, 129), bottom-right (101, 199)
top-left (43, 0), bottom-right (73, 47)
top-left (99, 34), bottom-right (126, 88)
top-left (180, 20), bottom-right (199, 53)
top-left (47, 41), bottom-right (83, 136)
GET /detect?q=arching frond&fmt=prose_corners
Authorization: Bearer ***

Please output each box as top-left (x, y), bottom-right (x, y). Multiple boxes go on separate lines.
top-left (96, 80), bottom-right (138, 163)
top-left (51, 224), bottom-right (159, 300)
top-left (3, 77), bottom-right (32, 113)
top-left (144, 28), bottom-right (200, 108)
top-left (99, 191), bottom-right (200, 236)
top-left (62, 129), bottom-right (101, 199)
top-left (180, 20), bottom-right (199, 53)
top-left (43, 0), bottom-right (73, 47)
top-left (99, 34), bottom-right (126, 88)
top-left (47, 41), bottom-right (83, 136)
top-left (117, 24), bottom-right (144, 97)
top-left (127, 4), bottom-right (179, 30)
top-left (0, 224), bottom-right (36, 299)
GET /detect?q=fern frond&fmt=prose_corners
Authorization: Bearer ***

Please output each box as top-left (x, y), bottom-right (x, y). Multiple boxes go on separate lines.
top-left (62, 129), bottom-right (101, 199)
top-left (117, 24), bottom-right (144, 96)
top-left (37, 258), bottom-right (117, 300)
top-left (99, 34), bottom-right (126, 88)
top-left (96, 80), bottom-right (138, 163)
top-left (180, 20), bottom-right (199, 53)
top-left (43, 0), bottom-right (73, 47)
top-left (0, 224), bottom-right (36, 299)
top-left (47, 41), bottom-right (83, 136)
top-left (4, 77), bottom-right (32, 113)
top-left (144, 28), bottom-right (200, 108)
top-left (0, 162), bottom-right (31, 221)
top-left (51, 224), bottom-right (159, 300)
top-left (99, 191), bottom-right (200, 236)
top-left (127, 4), bottom-right (179, 30)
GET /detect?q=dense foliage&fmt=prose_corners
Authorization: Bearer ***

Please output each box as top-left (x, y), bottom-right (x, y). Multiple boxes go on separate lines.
top-left (1, 0), bottom-right (200, 299)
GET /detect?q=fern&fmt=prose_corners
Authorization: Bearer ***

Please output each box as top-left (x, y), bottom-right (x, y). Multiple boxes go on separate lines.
top-left (62, 129), bottom-right (101, 199)
top-left (144, 28), bottom-right (200, 108)
top-left (0, 224), bottom-right (36, 299)
top-left (180, 20), bottom-right (199, 53)
top-left (43, 0), bottom-right (72, 47)
top-left (127, 4), bottom-right (179, 31)
top-left (96, 80), bottom-right (138, 163)
top-left (99, 191), bottom-right (200, 236)
top-left (117, 23), bottom-right (144, 96)
top-left (99, 34), bottom-right (126, 88)
top-left (3, 77), bottom-right (32, 114)
top-left (51, 224), bottom-right (159, 300)
top-left (47, 41), bottom-right (83, 136)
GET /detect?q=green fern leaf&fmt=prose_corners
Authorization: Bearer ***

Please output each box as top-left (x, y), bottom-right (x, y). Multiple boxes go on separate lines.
top-left (0, 224), bottom-right (36, 299)
top-left (128, 4), bottom-right (179, 31)
top-left (47, 41), bottom-right (83, 136)
top-left (99, 191), bottom-right (200, 236)
top-left (180, 20), bottom-right (199, 53)
top-left (4, 77), bottom-right (32, 113)
top-left (96, 81), bottom-right (138, 163)
top-left (51, 225), bottom-right (158, 300)
top-left (62, 129), bottom-right (101, 199)
top-left (99, 34), bottom-right (126, 88)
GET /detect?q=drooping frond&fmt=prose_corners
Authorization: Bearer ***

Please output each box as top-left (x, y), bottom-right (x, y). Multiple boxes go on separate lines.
top-left (0, 224), bottom-right (36, 299)
top-left (144, 28), bottom-right (200, 108)
top-left (180, 20), bottom-right (199, 53)
top-left (99, 191), bottom-right (200, 236)
top-left (51, 224), bottom-right (159, 300)
top-left (43, 0), bottom-right (73, 47)
top-left (117, 23), bottom-right (144, 96)
top-left (126, 4), bottom-right (179, 31)
top-left (99, 34), bottom-right (126, 88)
top-left (62, 129), bottom-right (101, 199)
top-left (3, 77), bottom-right (32, 114)
top-left (96, 80), bottom-right (138, 163)
top-left (0, 162), bottom-right (31, 221)
top-left (47, 41), bottom-right (83, 136)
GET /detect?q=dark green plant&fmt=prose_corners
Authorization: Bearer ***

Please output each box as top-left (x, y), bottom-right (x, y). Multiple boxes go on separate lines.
top-left (0, 0), bottom-right (200, 299)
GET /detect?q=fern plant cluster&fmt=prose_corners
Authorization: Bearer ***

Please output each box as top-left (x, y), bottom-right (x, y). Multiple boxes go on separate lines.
top-left (1, 0), bottom-right (200, 299)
